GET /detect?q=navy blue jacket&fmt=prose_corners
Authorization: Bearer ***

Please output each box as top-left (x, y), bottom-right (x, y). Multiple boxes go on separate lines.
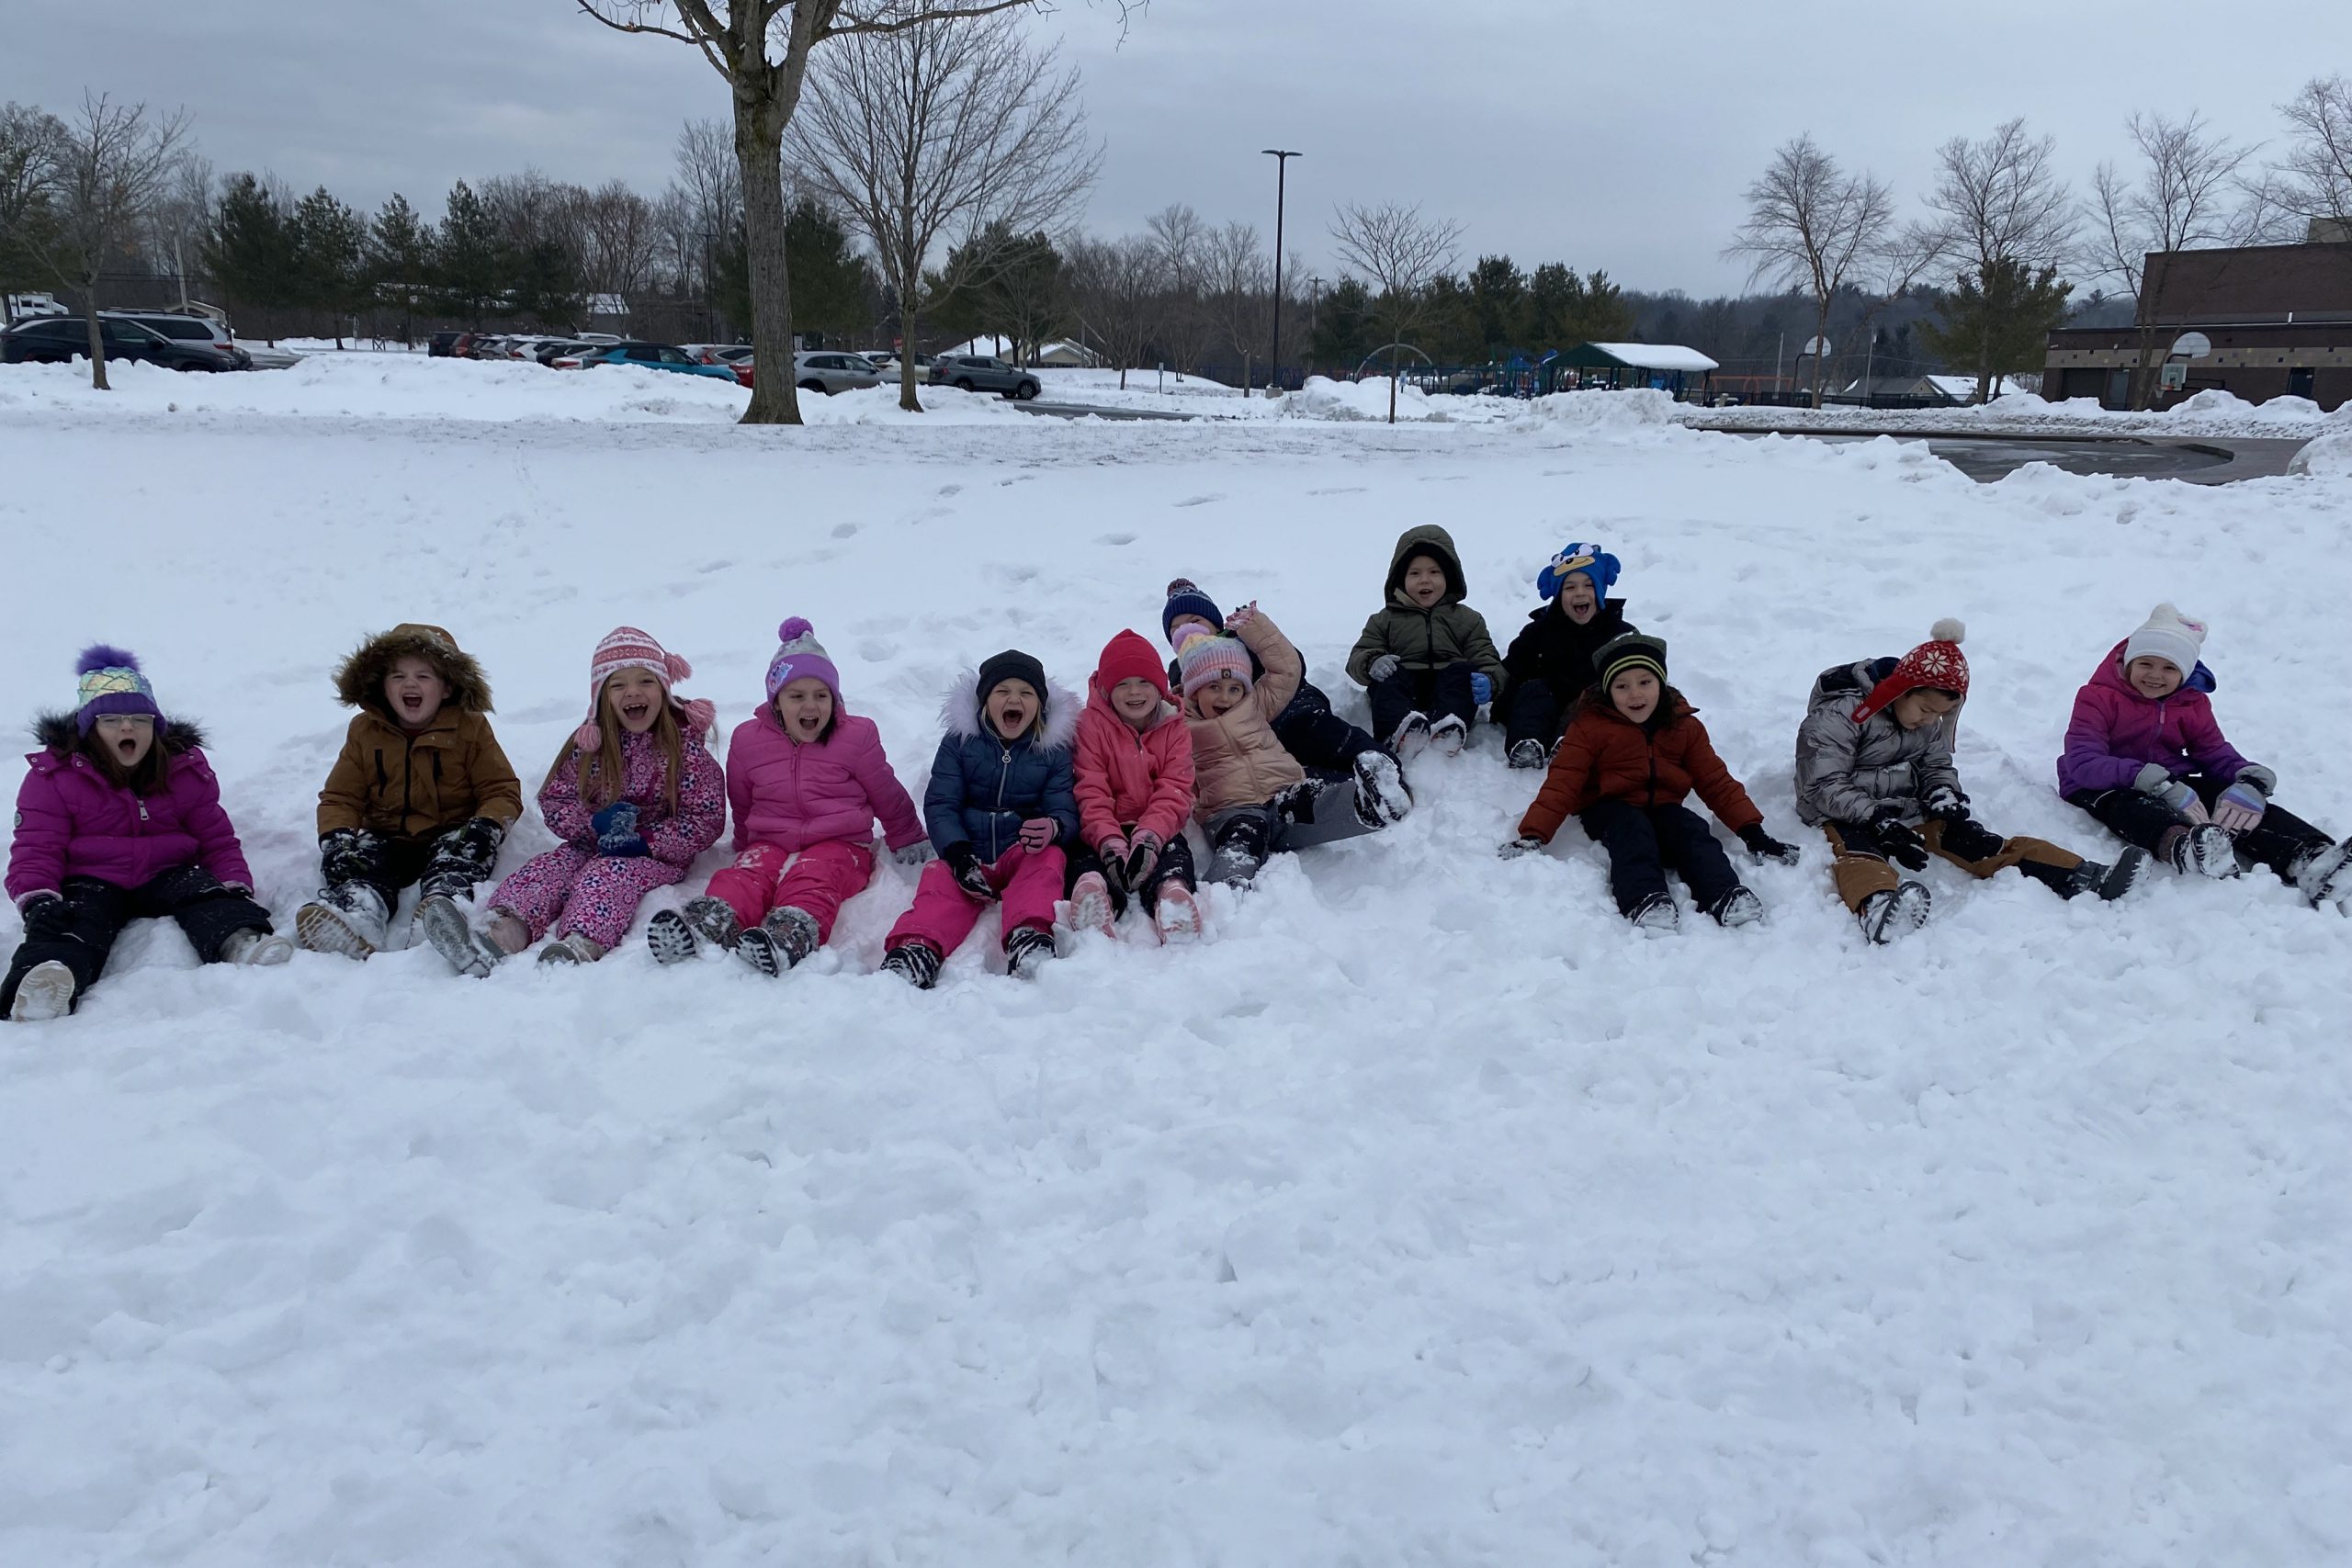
top-left (922, 671), bottom-right (1081, 859)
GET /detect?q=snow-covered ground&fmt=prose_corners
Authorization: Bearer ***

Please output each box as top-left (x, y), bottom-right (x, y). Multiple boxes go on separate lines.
top-left (4, 359), bottom-right (2351, 1567)
top-left (1686, 385), bottom-right (2352, 441)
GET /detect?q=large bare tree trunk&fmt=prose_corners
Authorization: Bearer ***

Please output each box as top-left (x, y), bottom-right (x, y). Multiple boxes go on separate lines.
top-left (81, 277), bottom-right (108, 391)
top-left (732, 91), bottom-right (801, 425)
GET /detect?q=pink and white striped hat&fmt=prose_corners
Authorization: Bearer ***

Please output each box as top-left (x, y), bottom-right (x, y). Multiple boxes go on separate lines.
top-left (576, 626), bottom-right (714, 750)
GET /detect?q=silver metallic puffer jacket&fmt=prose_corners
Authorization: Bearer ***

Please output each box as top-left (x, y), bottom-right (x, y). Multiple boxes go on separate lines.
top-left (1793, 659), bottom-right (1962, 827)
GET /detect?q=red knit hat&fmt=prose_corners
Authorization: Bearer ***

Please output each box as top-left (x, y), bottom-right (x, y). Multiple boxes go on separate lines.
top-left (1853, 618), bottom-right (1969, 724)
top-left (577, 626), bottom-right (715, 750)
top-left (1093, 628), bottom-right (1172, 703)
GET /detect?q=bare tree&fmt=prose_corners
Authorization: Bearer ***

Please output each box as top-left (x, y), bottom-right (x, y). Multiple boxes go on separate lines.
top-left (575, 179), bottom-right (662, 330)
top-left (1064, 231), bottom-right (1160, 388)
top-left (1927, 118), bottom-right (2077, 400)
top-left (790, 9), bottom-right (1097, 410)
top-left (1144, 201), bottom-right (1211, 372)
top-left (1726, 134), bottom-right (1941, 407)
top-left (1328, 199), bottom-right (1462, 423)
top-left (0, 102), bottom-right (69, 322)
top-left (2272, 75), bottom-right (2352, 230)
top-left (2090, 111), bottom-right (2265, 409)
top-left (1204, 217), bottom-right (1268, 382)
top-left (17, 94), bottom-right (189, 389)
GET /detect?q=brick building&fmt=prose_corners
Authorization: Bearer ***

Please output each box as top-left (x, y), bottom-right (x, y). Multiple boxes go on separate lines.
top-left (2042, 233), bottom-right (2352, 411)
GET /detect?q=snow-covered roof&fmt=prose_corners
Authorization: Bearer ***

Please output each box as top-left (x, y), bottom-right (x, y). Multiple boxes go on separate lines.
top-left (1577, 342), bottom-right (1720, 373)
top-left (941, 335), bottom-right (1096, 362)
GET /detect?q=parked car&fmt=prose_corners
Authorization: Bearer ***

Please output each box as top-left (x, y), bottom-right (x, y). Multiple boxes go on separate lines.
top-left (238, 341), bottom-right (304, 369)
top-left (101, 310), bottom-right (253, 369)
top-left (428, 330), bottom-right (463, 357)
top-left (553, 341), bottom-right (741, 380)
top-left (533, 339), bottom-right (594, 367)
top-left (791, 350), bottom-right (884, 395)
top-left (867, 350), bottom-right (938, 377)
top-left (2, 316), bottom-right (238, 371)
top-left (932, 353), bottom-right (1041, 400)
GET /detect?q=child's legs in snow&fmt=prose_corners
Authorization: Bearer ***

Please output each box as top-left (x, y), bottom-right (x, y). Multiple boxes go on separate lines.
top-left (136, 865), bottom-right (276, 961)
top-left (1273, 683), bottom-right (1381, 775)
top-left (1924, 817), bottom-right (2078, 880)
top-left (705, 841), bottom-right (791, 929)
top-left (1138, 832), bottom-right (1198, 910)
top-left (490, 845), bottom-right (594, 941)
top-left (1504, 677), bottom-right (1566, 750)
top-left (1425, 662), bottom-right (1477, 725)
top-left (772, 840), bottom-right (875, 942)
top-left (330, 834), bottom-right (434, 913)
top-left (1822, 822), bottom-right (1900, 912)
top-left (2067, 786), bottom-right (2183, 853)
top-left (2, 875), bottom-right (132, 1012)
top-left (1366, 671), bottom-right (1427, 738)
top-left (556, 855), bottom-right (686, 948)
top-left (886, 858), bottom-right (988, 957)
top-left (1649, 804), bottom-right (1739, 909)
top-left (1580, 798), bottom-right (1669, 916)
top-left (996, 847), bottom-right (1066, 940)
top-left (2186, 773), bottom-right (2331, 880)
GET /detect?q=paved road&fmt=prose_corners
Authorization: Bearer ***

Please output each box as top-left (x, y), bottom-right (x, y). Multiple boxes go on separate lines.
top-left (1015, 400), bottom-right (1195, 422)
top-left (1747, 432), bottom-right (2306, 484)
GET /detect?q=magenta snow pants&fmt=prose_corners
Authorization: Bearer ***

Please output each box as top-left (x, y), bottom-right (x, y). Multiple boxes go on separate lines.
top-left (885, 846), bottom-right (1064, 958)
top-left (705, 839), bottom-right (874, 942)
top-left (490, 846), bottom-right (687, 948)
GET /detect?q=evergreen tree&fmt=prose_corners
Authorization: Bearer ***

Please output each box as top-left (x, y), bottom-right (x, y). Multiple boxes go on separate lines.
top-left (716, 199), bottom-right (871, 345)
top-left (508, 236), bottom-right (584, 330)
top-left (1915, 257), bottom-right (2071, 400)
top-left (1468, 254), bottom-right (1526, 355)
top-left (431, 179), bottom-right (505, 329)
top-left (292, 186), bottom-right (367, 347)
top-left (1309, 276), bottom-right (1373, 372)
top-left (202, 172), bottom-right (298, 339)
top-left (366, 193), bottom-right (433, 346)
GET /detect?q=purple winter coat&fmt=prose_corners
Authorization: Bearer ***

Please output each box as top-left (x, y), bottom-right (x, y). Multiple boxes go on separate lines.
top-left (6, 716), bottom-right (256, 907)
top-left (2056, 640), bottom-right (2251, 797)
top-left (724, 706), bottom-right (924, 855)
top-left (539, 716), bottom-right (728, 866)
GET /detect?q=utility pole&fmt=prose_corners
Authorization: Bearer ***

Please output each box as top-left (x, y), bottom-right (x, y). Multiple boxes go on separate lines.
top-left (1262, 149), bottom-right (1301, 397)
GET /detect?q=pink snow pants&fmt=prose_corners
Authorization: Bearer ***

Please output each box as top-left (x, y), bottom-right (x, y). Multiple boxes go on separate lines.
top-left (885, 846), bottom-right (1065, 958)
top-left (704, 839), bottom-right (874, 942)
top-left (490, 846), bottom-right (686, 948)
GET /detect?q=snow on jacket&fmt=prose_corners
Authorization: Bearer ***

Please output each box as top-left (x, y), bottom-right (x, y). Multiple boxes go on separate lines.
top-left (1185, 612), bottom-right (1306, 818)
top-left (539, 716), bottom-right (726, 867)
top-left (922, 671), bottom-right (1081, 860)
top-left (1346, 524), bottom-right (1509, 689)
top-left (724, 705), bottom-right (924, 854)
top-left (318, 622), bottom-right (523, 838)
top-left (7, 716), bottom-right (255, 906)
top-left (1793, 658), bottom-right (1962, 827)
top-left (1501, 599), bottom-right (1635, 694)
top-left (1074, 677), bottom-right (1194, 851)
top-left (1520, 695), bottom-right (1765, 843)
top-left (2056, 640), bottom-right (2251, 796)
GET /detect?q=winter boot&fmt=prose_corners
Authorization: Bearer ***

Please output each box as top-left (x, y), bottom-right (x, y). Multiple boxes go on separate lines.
top-left (296, 881), bottom-right (390, 960)
top-left (1352, 749), bottom-right (1413, 825)
top-left (1004, 924), bottom-right (1057, 979)
top-left (7, 960), bottom-right (77, 1021)
top-left (2163, 822), bottom-right (2241, 879)
top-left (1857, 880), bottom-right (1933, 945)
top-left (1388, 711), bottom-right (1431, 759)
top-left (881, 941), bottom-right (942, 990)
top-left (1207, 833), bottom-right (1269, 889)
top-left (221, 928), bottom-right (295, 966)
top-left (2057, 848), bottom-right (2151, 902)
top-left (649, 896), bottom-right (741, 964)
top-left (2290, 836), bottom-right (2352, 913)
top-left (736, 906), bottom-right (820, 976)
top-left (1628, 891), bottom-right (1679, 935)
top-left (422, 899), bottom-right (509, 978)
top-left (1507, 739), bottom-right (1547, 770)
top-left (1152, 883), bottom-right (1203, 943)
top-left (1429, 713), bottom-right (1468, 758)
top-left (1710, 886), bottom-right (1765, 928)
top-left (537, 932), bottom-right (606, 965)
top-left (1064, 872), bottom-right (1117, 938)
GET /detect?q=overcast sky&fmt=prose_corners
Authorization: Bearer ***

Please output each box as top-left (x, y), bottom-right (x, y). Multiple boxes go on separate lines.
top-left (6, 0), bottom-right (2344, 296)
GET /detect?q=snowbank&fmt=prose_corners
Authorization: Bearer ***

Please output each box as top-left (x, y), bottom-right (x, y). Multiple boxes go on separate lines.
top-left (2288, 430), bottom-right (2352, 479)
top-left (1522, 386), bottom-right (1684, 432)
top-left (1282, 374), bottom-right (1451, 423)
top-left (1687, 388), bottom-right (2346, 441)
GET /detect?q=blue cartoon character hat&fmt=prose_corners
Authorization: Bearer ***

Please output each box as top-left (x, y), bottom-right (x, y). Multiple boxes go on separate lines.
top-left (1536, 543), bottom-right (1620, 603)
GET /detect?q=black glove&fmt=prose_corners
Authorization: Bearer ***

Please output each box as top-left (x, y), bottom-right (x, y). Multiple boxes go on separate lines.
top-left (1868, 811), bottom-right (1931, 871)
top-left (319, 827), bottom-right (381, 884)
top-left (455, 816), bottom-right (505, 854)
top-left (1738, 823), bottom-right (1802, 865)
top-left (944, 842), bottom-right (995, 900)
top-left (1922, 785), bottom-right (1969, 822)
top-left (1125, 831), bottom-right (1162, 889)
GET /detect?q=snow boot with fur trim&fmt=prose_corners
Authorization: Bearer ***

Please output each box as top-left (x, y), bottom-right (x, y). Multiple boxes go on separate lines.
top-left (296, 881), bottom-right (389, 960)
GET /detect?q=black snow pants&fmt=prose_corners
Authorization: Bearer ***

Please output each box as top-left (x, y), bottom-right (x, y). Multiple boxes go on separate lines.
top-left (1368, 663), bottom-right (1476, 739)
top-left (1272, 680), bottom-right (1385, 781)
top-left (1580, 799), bottom-right (1741, 919)
top-left (3, 866), bottom-right (275, 1015)
top-left (2066, 773), bottom-right (2331, 884)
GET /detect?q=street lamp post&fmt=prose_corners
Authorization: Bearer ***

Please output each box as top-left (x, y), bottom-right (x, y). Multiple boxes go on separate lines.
top-left (1261, 148), bottom-right (1300, 397)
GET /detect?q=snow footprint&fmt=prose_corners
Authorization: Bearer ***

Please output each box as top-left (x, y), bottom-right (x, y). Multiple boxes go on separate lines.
top-left (1173, 492), bottom-right (1225, 508)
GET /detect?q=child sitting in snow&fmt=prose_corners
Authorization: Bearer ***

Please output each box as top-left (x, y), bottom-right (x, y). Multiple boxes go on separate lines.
top-left (1066, 629), bottom-right (1202, 943)
top-left (1795, 619), bottom-right (2145, 945)
top-left (1500, 542), bottom-right (1638, 769)
top-left (2057, 603), bottom-right (2349, 908)
top-left (455, 627), bottom-right (726, 972)
top-left (298, 623), bottom-right (523, 971)
top-left (1160, 578), bottom-right (1409, 822)
top-left (1502, 633), bottom-right (1800, 931)
top-left (880, 649), bottom-right (1080, 987)
top-left (6, 647), bottom-right (292, 1021)
top-left (649, 618), bottom-right (931, 975)
top-left (1348, 524), bottom-right (1509, 757)
top-left (1183, 605), bottom-right (1388, 888)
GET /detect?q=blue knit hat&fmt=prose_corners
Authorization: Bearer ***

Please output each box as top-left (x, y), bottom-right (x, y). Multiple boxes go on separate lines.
top-left (1161, 579), bottom-right (1224, 646)
top-left (1536, 543), bottom-right (1620, 603)
top-left (74, 645), bottom-right (164, 736)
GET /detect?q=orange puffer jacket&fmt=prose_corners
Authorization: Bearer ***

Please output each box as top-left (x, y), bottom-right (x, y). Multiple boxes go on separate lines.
top-left (1520, 695), bottom-right (1764, 843)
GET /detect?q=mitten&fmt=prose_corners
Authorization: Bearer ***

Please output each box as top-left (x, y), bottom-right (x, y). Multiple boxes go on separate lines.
top-left (1367, 653), bottom-right (1401, 682)
top-left (1498, 835), bottom-right (1544, 860)
top-left (2132, 763), bottom-right (2203, 818)
top-left (1738, 823), bottom-right (1802, 865)
top-left (890, 840), bottom-right (934, 867)
top-left (1018, 817), bottom-right (1058, 852)
top-left (2233, 763), bottom-right (2277, 796)
top-left (1223, 602), bottom-right (1258, 631)
top-left (2212, 781), bottom-right (2267, 834)
top-left (592, 801), bottom-right (649, 856)
top-left (1922, 785), bottom-right (1968, 821)
top-left (1125, 830), bottom-right (1162, 888)
top-left (439, 817), bottom-right (505, 874)
top-left (944, 843), bottom-right (995, 900)
top-left (1868, 811), bottom-right (1931, 871)
top-left (319, 826), bottom-right (379, 884)
top-left (1470, 672), bottom-right (1494, 705)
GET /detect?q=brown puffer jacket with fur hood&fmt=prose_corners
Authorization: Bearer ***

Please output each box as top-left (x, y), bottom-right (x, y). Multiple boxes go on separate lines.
top-left (317, 624), bottom-right (523, 838)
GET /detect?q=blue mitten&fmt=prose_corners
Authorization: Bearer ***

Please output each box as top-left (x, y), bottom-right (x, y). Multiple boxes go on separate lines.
top-left (593, 801), bottom-right (649, 856)
top-left (1470, 672), bottom-right (1494, 705)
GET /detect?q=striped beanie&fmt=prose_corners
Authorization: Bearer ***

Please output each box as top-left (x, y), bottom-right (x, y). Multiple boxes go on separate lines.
top-left (765, 616), bottom-right (842, 705)
top-left (74, 645), bottom-right (164, 735)
top-left (1593, 631), bottom-right (1668, 689)
top-left (577, 626), bottom-right (714, 750)
top-left (1176, 630), bottom-right (1253, 698)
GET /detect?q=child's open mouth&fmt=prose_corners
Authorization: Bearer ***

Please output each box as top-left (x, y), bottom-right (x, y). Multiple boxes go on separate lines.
top-left (398, 693), bottom-right (425, 715)
top-left (792, 714), bottom-right (821, 736)
top-left (621, 701), bottom-right (652, 723)
top-left (115, 739), bottom-right (139, 758)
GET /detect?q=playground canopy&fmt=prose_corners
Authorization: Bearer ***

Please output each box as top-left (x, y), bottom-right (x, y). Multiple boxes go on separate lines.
top-left (1552, 341), bottom-right (1718, 399)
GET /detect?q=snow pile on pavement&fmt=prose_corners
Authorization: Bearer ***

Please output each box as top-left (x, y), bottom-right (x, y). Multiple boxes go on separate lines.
top-left (1282, 374), bottom-right (1455, 423)
top-left (1521, 386), bottom-right (1686, 434)
top-left (2287, 429), bottom-right (2352, 478)
top-left (1684, 387), bottom-right (2348, 441)
top-left (2, 397), bottom-right (2349, 1567)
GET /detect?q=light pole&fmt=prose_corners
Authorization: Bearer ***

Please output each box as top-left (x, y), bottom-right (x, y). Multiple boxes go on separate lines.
top-left (1261, 148), bottom-right (1300, 397)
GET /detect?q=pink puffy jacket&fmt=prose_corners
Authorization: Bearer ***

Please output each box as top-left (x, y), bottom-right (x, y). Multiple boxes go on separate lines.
top-left (724, 706), bottom-right (924, 855)
top-left (1073, 678), bottom-right (1194, 851)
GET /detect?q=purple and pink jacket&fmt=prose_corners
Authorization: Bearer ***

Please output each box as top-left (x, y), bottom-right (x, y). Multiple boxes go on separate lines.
top-left (540, 721), bottom-right (728, 865)
top-left (6, 716), bottom-right (255, 907)
top-left (723, 706), bottom-right (924, 855)
top-left (2056, 640), bottom-right (2251, 797)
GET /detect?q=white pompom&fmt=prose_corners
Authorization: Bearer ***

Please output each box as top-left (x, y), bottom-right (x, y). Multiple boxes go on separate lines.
top-left (1928, 617), bottom-right (1965, 644)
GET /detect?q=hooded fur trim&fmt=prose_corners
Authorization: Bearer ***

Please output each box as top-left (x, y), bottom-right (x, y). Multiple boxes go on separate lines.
top-left (334, 624), bottom-right (492, 716)
top-left (36, 711), bottom-right (207, 754)
top-left (941, 668), bottom-right (1080, 750)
